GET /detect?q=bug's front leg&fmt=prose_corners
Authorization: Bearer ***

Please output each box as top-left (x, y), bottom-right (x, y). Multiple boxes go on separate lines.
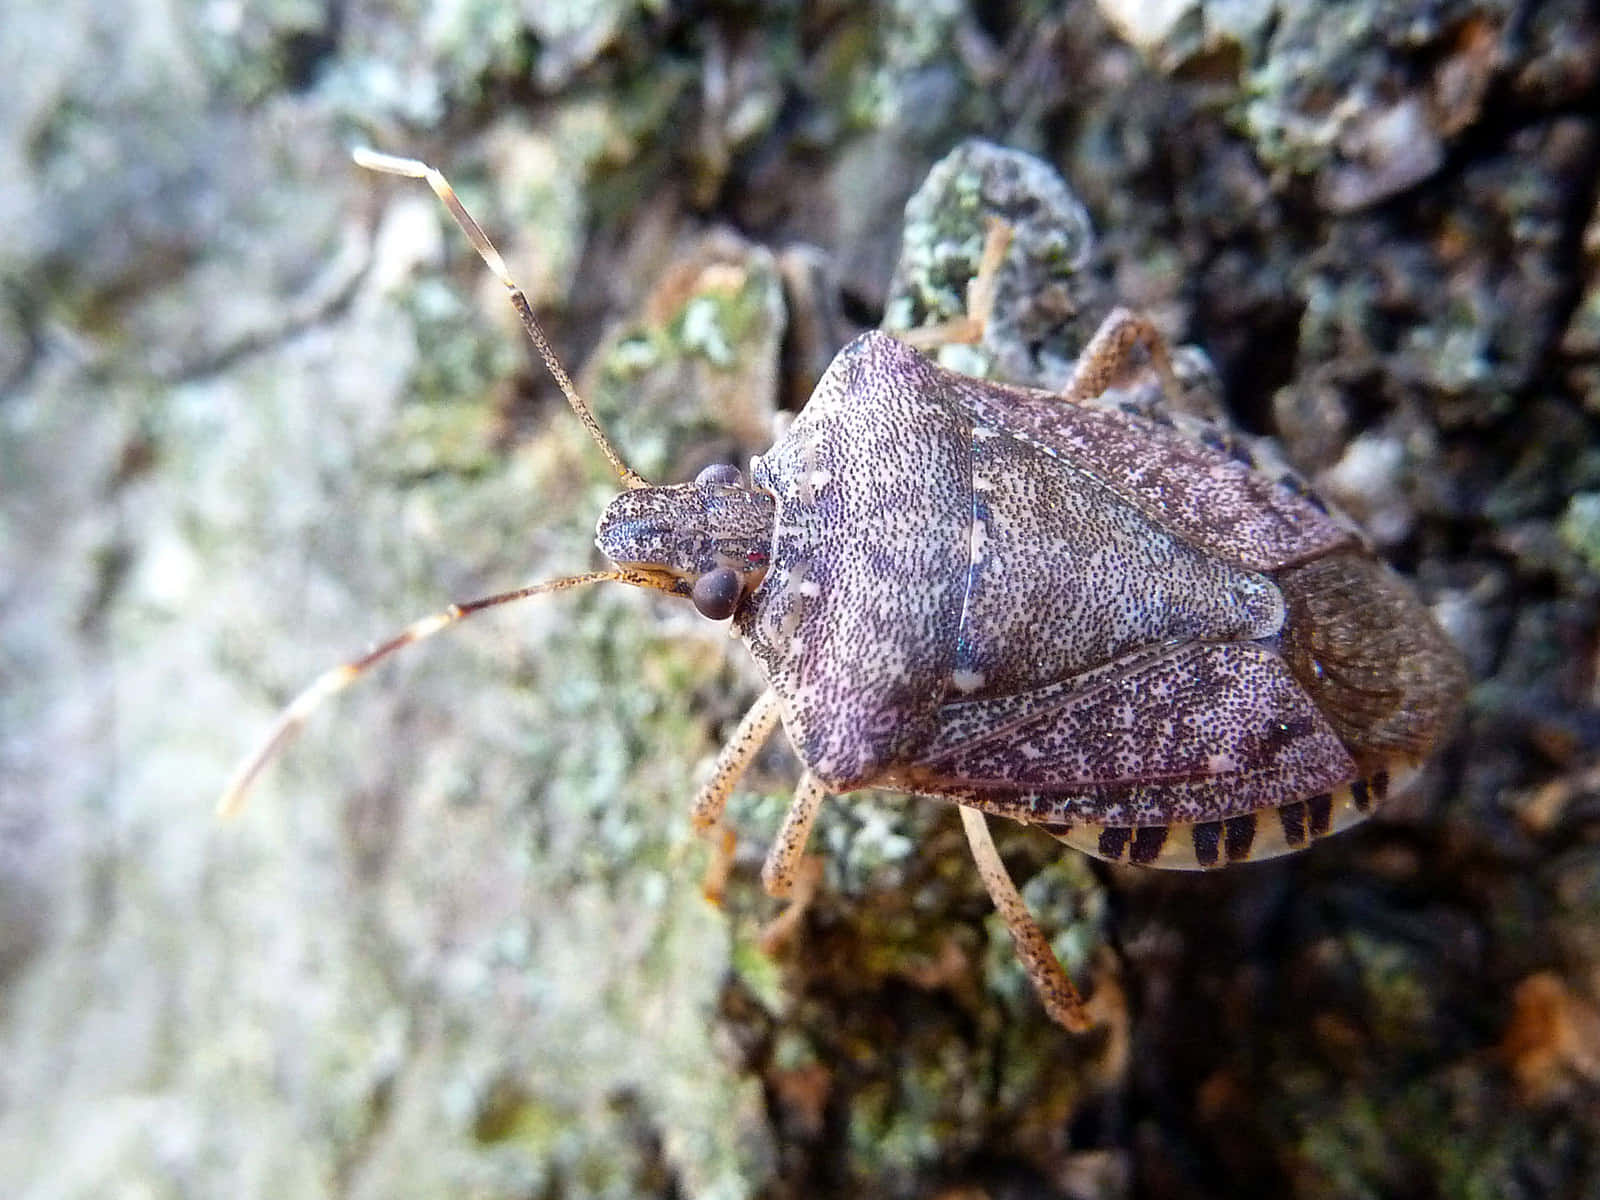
top-left (692, 688), bottom-right (783, 905)
top-left (690, 698), bottom-right (828, 951)
top-left (958, 805), bottom-right (1094, 1033)
top-left (1061, 306), bottom-right (1181, 406)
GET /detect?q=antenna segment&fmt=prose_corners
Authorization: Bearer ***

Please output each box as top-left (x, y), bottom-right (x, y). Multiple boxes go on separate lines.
top-left (352, 148), bottom-right (648, 490)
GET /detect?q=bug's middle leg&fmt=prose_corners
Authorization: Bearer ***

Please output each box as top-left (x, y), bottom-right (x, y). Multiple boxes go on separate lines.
top-left (691, 688), bottom-right (783, 905)
top-left (756, 771), bottom-right (828, 952)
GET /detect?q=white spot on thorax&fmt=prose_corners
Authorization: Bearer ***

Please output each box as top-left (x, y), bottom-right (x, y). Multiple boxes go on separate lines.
top-left (777, 559), bottom-right (813, 638)
top-left (798, 438), bottom-right (823, 505)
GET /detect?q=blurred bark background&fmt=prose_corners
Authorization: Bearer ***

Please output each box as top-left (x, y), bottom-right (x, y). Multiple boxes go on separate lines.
top-left (2, 2), bottom-right (1598, 1197)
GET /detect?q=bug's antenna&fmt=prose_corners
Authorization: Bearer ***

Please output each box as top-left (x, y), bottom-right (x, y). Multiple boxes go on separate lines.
top-left (218, 570), bottom-right (650, 818)
top-left (352, 148), bottom-right (649, 491)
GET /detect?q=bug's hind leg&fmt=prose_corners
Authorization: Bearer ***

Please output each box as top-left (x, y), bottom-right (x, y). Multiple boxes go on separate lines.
top-left (959, 805), bottom-right (1093, 1032)
top-left (898, 218), bottom-right (1014, 351)
top-left (757, 771), bottom-right (828, 952)
top-left (1061, 306), bottom-right (1181, 406)
top-left (691, 688), bottom-right (783, 905)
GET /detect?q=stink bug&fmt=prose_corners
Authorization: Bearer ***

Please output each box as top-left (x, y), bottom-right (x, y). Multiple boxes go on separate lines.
top-left (220, 149), bottom-right (1468, 1032)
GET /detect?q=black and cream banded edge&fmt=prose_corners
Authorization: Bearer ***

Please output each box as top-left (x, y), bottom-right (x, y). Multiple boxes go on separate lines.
top-left (1039, 767), bottom-right (1413, 871)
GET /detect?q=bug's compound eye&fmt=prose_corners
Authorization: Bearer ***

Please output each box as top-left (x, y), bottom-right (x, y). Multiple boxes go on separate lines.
top-left (695, 462), bottom-right (744, 488)
top-left (692, 567), bottom-right (743, 620)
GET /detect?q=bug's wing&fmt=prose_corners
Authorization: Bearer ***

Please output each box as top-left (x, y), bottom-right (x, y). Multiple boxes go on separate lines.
top-left (948, 373), bottom-right (1353, 573)
top-left (887, 637), bottom-right (1361, 832)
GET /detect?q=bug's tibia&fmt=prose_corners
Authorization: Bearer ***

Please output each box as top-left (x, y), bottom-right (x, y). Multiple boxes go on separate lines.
top-left (760, 772), bottom-right (829, 898)
top-left (1061, 307), bottom-right (1179, 404)
top-left (897, 218), bottom-right (1012, 352)
top-left (690, 689), bottom-right (783, 834)
top-left (690, 689), bottom-right (783, 908)
top-left (959, 805), bottom-right (1093, 1033)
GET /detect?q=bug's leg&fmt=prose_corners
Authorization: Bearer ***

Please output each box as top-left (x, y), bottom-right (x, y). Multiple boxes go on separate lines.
top-left (1061, 306), bottom-right (1181, 406)
top-left (958, 805), bottom-right (1093, 1033)
top-left (899, 217), bottom-right (1014, 350)
top-left (757, 771), bottom-right (829, 952)
top-left (691, 688), bottom-right (783, 905)
top-left (962, 217), bottom-right (1013, 339)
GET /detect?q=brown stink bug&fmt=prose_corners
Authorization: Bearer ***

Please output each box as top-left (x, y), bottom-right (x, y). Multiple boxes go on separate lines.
top-left (220, 149), bottom-right (1468, 1032)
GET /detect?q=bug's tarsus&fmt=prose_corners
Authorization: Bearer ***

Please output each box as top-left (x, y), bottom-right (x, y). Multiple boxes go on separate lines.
top-left (757, 855), bottom-right (823, 955)
top-left (899, 217), bottom-right (1014, 351)
top-left (1061, 306), bottom-right (1181, 406)
top-left (351, 148), bottom-right (648, 491)
top-left (959, 805), bottom-right (1094, 1033)
top-left (700, 826), bottom-right (738, 911)
top-left (217, 570), bottom-right (639, 817)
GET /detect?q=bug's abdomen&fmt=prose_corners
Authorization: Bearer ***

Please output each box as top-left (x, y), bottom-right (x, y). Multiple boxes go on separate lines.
top-left (947, 423), bottom-right (1285, 701)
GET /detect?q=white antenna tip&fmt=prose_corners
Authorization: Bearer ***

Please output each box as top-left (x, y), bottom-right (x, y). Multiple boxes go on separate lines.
top-left (352, 147), bottom-right (429, 178)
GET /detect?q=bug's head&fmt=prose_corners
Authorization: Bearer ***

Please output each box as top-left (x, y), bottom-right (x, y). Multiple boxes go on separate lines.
top-left (595, 463), bottom-right (776, 619)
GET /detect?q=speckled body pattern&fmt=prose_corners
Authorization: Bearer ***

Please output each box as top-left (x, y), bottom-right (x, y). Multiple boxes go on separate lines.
top-left (709, 331), bottom-right (1465, 868)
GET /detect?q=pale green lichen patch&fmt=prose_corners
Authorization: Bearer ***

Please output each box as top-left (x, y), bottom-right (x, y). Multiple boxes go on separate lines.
top-left (584, 235), bottom-right (786, 483)
top-left (886, 140), bottom-right (1101, 388)
top-left (1559, 493), bottom-right (1600, 577)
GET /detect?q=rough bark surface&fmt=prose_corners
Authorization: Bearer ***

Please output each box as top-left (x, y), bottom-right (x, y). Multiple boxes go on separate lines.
top-left (3, 2), bottom-right (1598, 1198)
